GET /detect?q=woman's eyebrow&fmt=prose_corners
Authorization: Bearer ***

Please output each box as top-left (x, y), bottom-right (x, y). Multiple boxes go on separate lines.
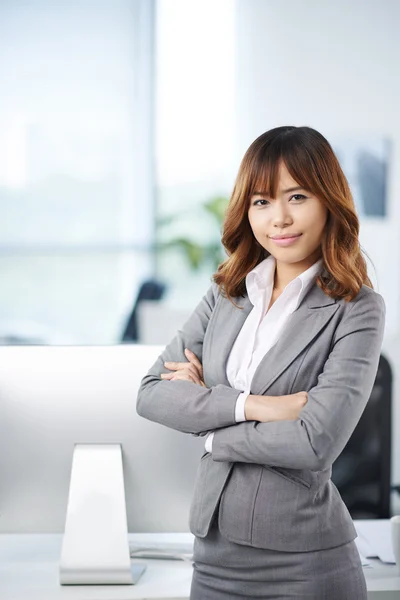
top-left (282, 186), bottom-right (305, 194)
top-left (253, 186), bottom-right (304, 196)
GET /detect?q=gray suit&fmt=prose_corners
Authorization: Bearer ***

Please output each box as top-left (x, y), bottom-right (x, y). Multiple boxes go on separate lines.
top-left (136, 278), bottom-right (385, 553)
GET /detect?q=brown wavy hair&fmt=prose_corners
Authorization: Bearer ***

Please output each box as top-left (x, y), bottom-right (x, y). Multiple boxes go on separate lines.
top-left (213, 126), bottom-right (373, 307)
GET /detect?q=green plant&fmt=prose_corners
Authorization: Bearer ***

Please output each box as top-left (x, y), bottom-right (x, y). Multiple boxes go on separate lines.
top-left (155, 195), bottom-right (229, 271)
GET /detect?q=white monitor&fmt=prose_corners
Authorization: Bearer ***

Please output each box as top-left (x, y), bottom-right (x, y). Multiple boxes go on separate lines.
top-left (0, 344), bottom-right (204, 584)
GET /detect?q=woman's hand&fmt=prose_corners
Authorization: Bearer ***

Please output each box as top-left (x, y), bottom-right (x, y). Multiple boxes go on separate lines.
top-left (160, 348), bottom-right (206, 387)
top-left (244, 392), bottom-right (308, 423)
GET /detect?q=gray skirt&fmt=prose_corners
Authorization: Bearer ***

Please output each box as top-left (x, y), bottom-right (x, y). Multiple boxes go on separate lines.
top-left (190, 513), bottom-right (367, 600)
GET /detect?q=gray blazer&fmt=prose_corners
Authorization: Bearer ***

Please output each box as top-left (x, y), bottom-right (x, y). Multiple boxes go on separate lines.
top-left (136, 278), bottom-right (386, 552)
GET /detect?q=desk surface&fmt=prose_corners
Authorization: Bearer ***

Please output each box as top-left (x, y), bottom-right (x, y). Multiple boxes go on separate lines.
top-left (0, 532), bottom-right (399, 600)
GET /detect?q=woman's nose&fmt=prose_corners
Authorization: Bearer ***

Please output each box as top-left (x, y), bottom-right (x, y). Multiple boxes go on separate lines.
top-left (271, 203), bottom-right (292, 226)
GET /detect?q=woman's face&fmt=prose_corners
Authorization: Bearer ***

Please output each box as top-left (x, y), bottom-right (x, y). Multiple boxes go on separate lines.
top-left (248, 161), bottom-right (328, 268)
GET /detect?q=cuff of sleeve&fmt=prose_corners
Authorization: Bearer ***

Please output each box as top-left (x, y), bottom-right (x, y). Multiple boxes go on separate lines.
top-left (235, 391), bottom-right (250, 422)
top-left (205, 432), bottom-right (214, 453)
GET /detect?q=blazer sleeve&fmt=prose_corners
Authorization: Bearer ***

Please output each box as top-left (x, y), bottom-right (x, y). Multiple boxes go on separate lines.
top-left (210, 291), bottom-right (386, 471)
top-left (136, 282), bottom-right (241, 434)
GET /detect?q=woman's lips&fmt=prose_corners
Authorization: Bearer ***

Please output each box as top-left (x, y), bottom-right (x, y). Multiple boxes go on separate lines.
top-left (271, 234), bottom-right (302, 247)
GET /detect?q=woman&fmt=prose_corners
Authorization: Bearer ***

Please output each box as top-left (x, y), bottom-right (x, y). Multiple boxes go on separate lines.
top-left (136, 126), bottom-right (385, 599)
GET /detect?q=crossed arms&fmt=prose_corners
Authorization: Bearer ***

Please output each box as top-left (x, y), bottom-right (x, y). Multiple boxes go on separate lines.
top-left (136, 283), bottom-right (386, 472)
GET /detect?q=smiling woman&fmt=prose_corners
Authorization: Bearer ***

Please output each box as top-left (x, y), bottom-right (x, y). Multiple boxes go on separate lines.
top-left (248, 161), bottom-right (329, 291)
top-left (137, 125), bottom-right (385, 600)
top-left (214, 126), bottom-right (372, 307)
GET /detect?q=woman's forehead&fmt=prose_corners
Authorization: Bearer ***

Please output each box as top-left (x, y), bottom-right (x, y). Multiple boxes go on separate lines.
top-left (251, 160), bottom-right (302, 197)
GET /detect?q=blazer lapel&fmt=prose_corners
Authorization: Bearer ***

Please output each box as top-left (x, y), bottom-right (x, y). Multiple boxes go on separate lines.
top-left (215, 280), bottom-right (339, 394)
top-left (251, 282), bottom-right (339, 395)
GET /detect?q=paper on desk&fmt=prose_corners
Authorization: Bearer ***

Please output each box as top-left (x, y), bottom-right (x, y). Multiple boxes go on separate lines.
top-left (129, 539), bottom-right (194, 555)
top-left (130, 549), bottom-right (194, 562)
top-left (354, 538), bottom-right (371, 567)
top-left (354, 520), bottom-right (396, 564)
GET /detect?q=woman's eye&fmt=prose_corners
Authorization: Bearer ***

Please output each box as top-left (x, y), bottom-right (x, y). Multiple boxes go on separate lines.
top-left (252, 194), bottom-right (306, 206)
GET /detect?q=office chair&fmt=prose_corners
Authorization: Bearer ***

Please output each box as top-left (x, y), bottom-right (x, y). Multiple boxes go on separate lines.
top-left (331, 353), bottom-right (395, 518)
top-left (121, 279), bottom-right (166, 343)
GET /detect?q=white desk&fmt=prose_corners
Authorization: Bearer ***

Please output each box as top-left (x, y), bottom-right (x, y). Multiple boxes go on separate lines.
top-left (0, 532), bottom-right (399, 600)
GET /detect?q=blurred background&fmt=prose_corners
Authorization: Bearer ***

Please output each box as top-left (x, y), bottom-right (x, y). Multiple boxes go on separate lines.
top-left (0, 0), bottom-right (399, 514)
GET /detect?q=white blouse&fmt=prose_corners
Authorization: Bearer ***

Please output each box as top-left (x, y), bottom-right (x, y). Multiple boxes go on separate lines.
top-left (205, 254), bottom-right (323, 452)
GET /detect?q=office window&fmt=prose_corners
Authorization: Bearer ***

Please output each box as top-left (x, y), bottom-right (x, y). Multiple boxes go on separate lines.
top-left (0, 0), bottom-right (154, 344)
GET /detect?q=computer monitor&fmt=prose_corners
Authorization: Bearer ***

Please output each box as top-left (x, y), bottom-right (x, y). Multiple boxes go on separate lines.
top-left (0, 344), bottom-right (204, 584)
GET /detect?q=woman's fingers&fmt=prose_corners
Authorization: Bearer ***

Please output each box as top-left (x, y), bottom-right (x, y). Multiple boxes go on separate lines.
top-left (161, 349), bottom-right (205, 387)
top-left (161, 370), bottom-right (206, 386)
top-left (164, 360), bottom-right (202, 379)
top-left (164, 362), bottom-right (200, 381)
top-left (184, 348), bottom-right (204, 377)
top-left (164, 360), bottom-right (194, 371)
top-left (160, 372), bottom-right (174, 379)
top-left (161, 371), bottom-right (202, 385)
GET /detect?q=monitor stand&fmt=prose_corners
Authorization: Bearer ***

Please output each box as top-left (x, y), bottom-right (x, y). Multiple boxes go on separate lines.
top-left (59, 444), bottom-right (146, 585)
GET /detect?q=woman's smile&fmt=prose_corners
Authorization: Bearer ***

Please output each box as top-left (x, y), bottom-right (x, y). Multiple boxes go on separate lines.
top-left (271, 234), bottom-right (302, 247)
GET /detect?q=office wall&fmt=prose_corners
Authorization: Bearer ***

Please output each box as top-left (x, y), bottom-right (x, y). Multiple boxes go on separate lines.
top-left (234, 0), bottom-right (400, 510)
top-left (155, 0), bottom-right (236, 307)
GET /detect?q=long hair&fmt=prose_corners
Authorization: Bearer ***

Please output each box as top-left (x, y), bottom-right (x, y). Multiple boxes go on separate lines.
top-left (213, 126), bottom-right (373, 306)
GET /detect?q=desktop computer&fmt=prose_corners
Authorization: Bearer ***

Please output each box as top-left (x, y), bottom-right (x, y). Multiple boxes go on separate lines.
top-left (0, 344), bottom-right (204, 584)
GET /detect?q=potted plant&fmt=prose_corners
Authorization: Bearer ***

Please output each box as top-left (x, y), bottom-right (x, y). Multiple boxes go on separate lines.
top-left (155, 195), bottom-right (229, 272)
